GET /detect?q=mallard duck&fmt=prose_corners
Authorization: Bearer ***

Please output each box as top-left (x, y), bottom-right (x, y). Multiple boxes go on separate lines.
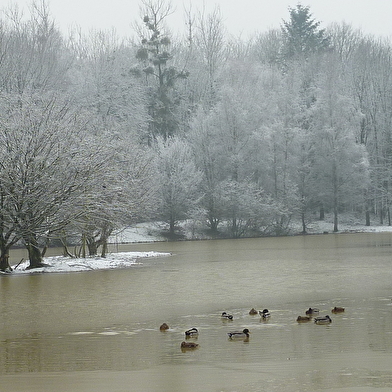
top-left (331, 306), bottom-right (345, 313)
top-left (159, 323), bottom-right (169, 331)
top-left (185, 327), bottom-right (199, 338)
top-left (227, 328), bottom-right (250, 339)
top-left (249, 308), bottom-right (258, 315)
top-left (305, 307), bottom-right (320, 315)
top-left (221, 312), bottom-right (233, 320)
top-left (314, 315), bottom-right (332, 324)
top-left (181, 341), bottom-right (199, 349)
top-left (296, 316), bottom-right (311, 322)
top-left (259, 309), bottom-right (270, 319)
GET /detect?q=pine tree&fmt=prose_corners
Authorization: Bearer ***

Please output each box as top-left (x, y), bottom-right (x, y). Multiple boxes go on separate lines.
top-left (134, 0), bottom-right (188, 141)
top-left (281, 4), bottom-right (330, 59)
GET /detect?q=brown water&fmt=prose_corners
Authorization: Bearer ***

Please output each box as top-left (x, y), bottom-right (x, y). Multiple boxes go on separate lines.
top-left (1, 233), bottom-right (392, 391)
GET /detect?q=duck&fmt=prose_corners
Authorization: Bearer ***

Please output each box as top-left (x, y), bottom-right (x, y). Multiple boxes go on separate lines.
top-left (331, 306), bottom-right (345, 313)
top-left (305, 307), bottom-right (320, 315)
top-left (227, 328), bottom-right (250, 339)
top-left (314, 315), bottom-right (332, 325)
top-left (185, 327), bottom-right (199, 338)
top-left (249, 308), bottom-right (258, 315)
top-left (296, 315), bottom-right (311, 322)
top-left (221, 311), bottom-right (233, 320)
top-left (259, 309), bottom-right (271, 319)
top-left (159, 323), bottom-right (169, 331)
top-left (181, 341), bottom-right (199, 350)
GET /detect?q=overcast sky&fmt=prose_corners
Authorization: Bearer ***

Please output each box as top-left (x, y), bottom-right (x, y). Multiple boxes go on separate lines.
top-left (6, 0), bottom-right (392, 40)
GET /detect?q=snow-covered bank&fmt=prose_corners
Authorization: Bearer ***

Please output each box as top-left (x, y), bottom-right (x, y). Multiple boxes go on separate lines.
top-left (7, 214), bottom-right (392, 275)
top-left (304, 217), bottom-right (392, 235)
top-left (109, 222), bottom-right (167, 243)
top-left (111, 215), bottom-right (392, 245)
top-left (10, 251), bottom-right (171, 275)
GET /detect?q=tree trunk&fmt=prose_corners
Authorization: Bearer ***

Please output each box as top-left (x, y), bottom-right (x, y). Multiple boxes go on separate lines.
top-left (365, 210), bottom-right (370, 226)
top-left (230, 217), bottom-right (236, 238)
top-left (87, 238), bottom-right (98, 257)
top-left (301, 211), bottom-right (307, 234)
top-left (332, 159), bottom-right (338, 232)
top-left (25, 237), bottom-right (45, 269)
top-left (208, 212), bottom-right (219, 233)
top-left (319, 205), bottom-right (325, 220)
top-left (100, 238), bottom-right (108, 258)
top-left (0, 252), bottom-right (12, 272)
top-left (169, 218), bottom-right (175, 237)
top-left (60, 235), bottom-right (75, 258)
top-left (99, 225), bottom-right (112, 257)
top-left (365, 192), bottom-right (371, 226)
top-left (333, 180), bottom-right (338, 232)
top-left (0, 228), bottom-right (14, 271)
top-left (210, 219), bottom-right (218, 233)
top-left (81, 233), bottom-right (86, 258)
top-left (333, 207), bottom-right (338, 232)
top-left (380, 205), bottom-right (384, 225)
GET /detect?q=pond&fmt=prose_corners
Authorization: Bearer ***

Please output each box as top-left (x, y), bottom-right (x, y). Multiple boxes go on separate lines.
top-left (1, 232), bottom-right (392, 391)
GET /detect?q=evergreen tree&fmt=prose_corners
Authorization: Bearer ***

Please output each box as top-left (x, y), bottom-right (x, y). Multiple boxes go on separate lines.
top-left (134, 0), bottom-right (188, 141)
top-left (281, 4), bottom-right (330, 59)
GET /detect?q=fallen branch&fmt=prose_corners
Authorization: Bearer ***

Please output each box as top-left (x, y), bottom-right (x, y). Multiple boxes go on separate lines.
top-left (13, 258), bottom-right (24, 270)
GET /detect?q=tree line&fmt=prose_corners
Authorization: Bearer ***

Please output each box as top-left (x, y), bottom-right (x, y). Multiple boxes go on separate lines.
top-left (0, 0), bottom-right (390, 270)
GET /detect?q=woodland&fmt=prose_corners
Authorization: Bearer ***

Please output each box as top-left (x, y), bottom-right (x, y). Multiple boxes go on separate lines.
top-left (0, 0), bottom-right (391, 270)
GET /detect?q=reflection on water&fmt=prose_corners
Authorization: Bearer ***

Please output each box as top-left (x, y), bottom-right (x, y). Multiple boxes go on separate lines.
top-left (1, 233), bottom-right (392, 391)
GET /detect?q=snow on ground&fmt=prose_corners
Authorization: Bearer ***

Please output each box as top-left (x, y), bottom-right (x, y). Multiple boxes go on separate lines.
top-left (111, 216), bottom-right (392, 245)
top-left (302, 213), bottom-right (392, 235)
top-left (11, 251), bottom-right (171, 275)
top-left (109, 223), bottom-right (167, 243)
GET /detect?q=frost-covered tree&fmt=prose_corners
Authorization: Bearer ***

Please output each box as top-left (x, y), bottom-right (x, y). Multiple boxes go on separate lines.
top-left (311, 54), bottom-right (370, 231)
top-left (0, 155), bottom-right (21, 271)
top-left (193, 6), bottom-right (226, 108)
top-left (219, 179), bottom-right (281, 238)
top-left (0, 93), bottom-right (105, 268)
top-left (68, 28), bottom-right (148, 141)
top-left (189, 59), bottom-right (290, 236)
top-left (0, 0), bottom-right (71, 95)
top-left (188, 108), bottom-right (227, 233)
top-left (265, 66), bottom-right (305, 233)
top-left (73, 142), bottom-right (158, 258)
top-left (0, 0), bottom-right (75, 270)
top-left (327, 22), bottom-right (363, 63)
top-left (286, 57), bottom-right (320, 233)
top-left (252, 29), bottom-right (283, 65)
top-left (351, 39), bottom-right (392, 225)
top-left (155, 137), bottom-right (201, 237)
top-left (65, 29), bottom-right (156, 256)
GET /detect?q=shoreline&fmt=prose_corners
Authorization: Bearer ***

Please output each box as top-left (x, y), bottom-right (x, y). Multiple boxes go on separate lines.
top-left (109, 217), bottom-right (392, 245)
top-left (5, 217), bottom-right (392, 274)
